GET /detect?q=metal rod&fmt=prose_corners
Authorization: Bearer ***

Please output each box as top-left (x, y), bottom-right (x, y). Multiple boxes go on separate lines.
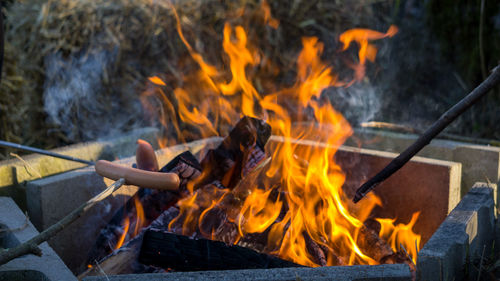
top-left (0, 140), bottom-right (95, 165)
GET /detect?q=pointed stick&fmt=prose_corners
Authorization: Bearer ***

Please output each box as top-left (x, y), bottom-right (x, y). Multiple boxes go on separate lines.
top-left (354, 65), bottom-right (500, 203)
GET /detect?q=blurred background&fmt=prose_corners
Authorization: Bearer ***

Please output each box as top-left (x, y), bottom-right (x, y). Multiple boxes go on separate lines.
top-left (1, 0), bottom-right (499, 159)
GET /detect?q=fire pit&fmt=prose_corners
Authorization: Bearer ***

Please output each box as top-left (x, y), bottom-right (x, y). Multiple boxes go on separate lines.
top-left (16, 135), bottom-right (458, 274)
top-left (1, 1), bottom-right (498, 280)
top-left (0, 131), bottom-right (497, 280)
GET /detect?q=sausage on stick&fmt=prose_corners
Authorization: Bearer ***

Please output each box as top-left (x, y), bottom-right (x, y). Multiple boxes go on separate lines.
top-left (95, 160), bottom-right (179, 191)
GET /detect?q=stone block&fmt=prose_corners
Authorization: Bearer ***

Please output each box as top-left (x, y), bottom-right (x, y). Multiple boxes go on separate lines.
top-left (452, 145), bottom-right (500, 197)
top-left (417, 183), bottom-right (496, 281)
top-left (0, 197), bottom-right (76, 281)
top-left (83, 264), bottom-right (412, 281)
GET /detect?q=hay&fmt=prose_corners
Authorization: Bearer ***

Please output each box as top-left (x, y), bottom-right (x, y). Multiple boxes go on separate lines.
top-left (0, 0), bottom-right (391, 159)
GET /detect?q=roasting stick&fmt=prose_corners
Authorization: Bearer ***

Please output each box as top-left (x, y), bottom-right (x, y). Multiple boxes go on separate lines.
top-left (0, 178), bottom-right (126, 266)
top-left (353, 64), bottom-right (500, 203)
top-left (0, 140), bottom-right (180, 191)
top-left (95, 160), bottom-right (180, 191)
top-left (0, 140), bottom-right (95, 165)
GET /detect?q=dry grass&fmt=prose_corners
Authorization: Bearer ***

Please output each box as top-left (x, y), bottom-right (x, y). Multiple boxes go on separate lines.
top-left (0, 0), bottom-right (392, 159)
top-left (1, 0), bottom-right (499, 160)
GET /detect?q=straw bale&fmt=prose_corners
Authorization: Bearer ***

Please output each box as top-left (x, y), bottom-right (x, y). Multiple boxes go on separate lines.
top-left (1, 0), bottom-right (388, 159)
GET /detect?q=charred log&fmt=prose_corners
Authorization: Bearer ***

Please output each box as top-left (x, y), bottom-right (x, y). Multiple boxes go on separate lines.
top-left (138, 229), bottom-right (303, 271)
top-left (358, 225), bottom-right (394, 263)
top-left (304, 232), bottom-right (327, 266)
top-left (159, 151), bottom-right (202, 191)
top-left (196, 116), bottom-right (271, 189)
top-left (357, 222), bottom-right (413, 267)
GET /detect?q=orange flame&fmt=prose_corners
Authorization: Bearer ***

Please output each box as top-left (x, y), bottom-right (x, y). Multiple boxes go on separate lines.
top-left (261, 0), bottom-right (279, 29)
top-left (376, 212), bottom-right (422, 263)
top-left (149, 76), bottom-right (166, 86)
top-left (113, 196), bottom-right (146, 250)
top-left (138, 4), bottom-right (420, 267)
top-left (133, 196), bottom-right (145, 236)
top-left (339, 25), bottom-right (398, 83)
top-left (115, 216), bottom-right (129, 249)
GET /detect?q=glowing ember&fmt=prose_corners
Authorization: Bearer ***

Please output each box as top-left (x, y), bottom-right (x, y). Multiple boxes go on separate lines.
top-left (138, 3), bottom-right (421, 267)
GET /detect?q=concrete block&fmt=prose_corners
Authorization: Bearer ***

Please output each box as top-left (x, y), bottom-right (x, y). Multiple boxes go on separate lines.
top-left (0, 127), bottom-right (159, 210)
top-left (26, 169), bottom-right (140, 274)
top-left (417, 183), bottom-right (496, 281)
top-left (83, 264), bottom-right (412, 281)
top-left (0, 197), bottom-right (76, 281)
top-left (25, 137), bottom-right (221, 273)
top-left (452, 145), bottom-right (500, 197)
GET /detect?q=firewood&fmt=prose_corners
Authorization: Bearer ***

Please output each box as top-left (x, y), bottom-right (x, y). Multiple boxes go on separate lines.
top-left (83, 206), bottom-right (183, 277)
top-left (304, 232), bottom-right (327, 266)
top-left (159, 151), bottom-right (202, 191)
top-left (317, 236), bottom-right (345, 266)
top-left (196, 116), bottom-right (271, 189)
top-left (357, 224), bottom-right (394, 263)
top-left (138, 229), bottom-right (303, 271)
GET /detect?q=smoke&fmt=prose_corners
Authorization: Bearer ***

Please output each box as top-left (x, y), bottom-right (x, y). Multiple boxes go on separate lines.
top-left (325, 83), bottom-right (381, 127)
top-left (43, 49), bottom-right (144, 142)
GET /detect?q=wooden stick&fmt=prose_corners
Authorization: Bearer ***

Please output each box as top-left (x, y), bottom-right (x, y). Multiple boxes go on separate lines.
top-left (353, 65), bottom-right (500, 203)
top-left (0, 178), bottom-right (125, 265)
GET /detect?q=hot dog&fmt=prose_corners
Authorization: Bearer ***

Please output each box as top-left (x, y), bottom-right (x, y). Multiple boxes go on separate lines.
top-left (135, 139), bottom-right (159, 172)
top-left (95, 160), bottom-right (179, 190)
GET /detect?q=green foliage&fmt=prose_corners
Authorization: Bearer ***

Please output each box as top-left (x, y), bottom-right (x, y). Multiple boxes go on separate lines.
top-left (426, 0), bottom-right (500, 84)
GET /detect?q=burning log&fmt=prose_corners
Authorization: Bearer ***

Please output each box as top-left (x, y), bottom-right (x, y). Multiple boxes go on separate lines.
top-left (138, 229), bottom-right (303, 271)
top-left (83, 207), bottom-right (182, 277)
top-left (87, 116), bottom-right (414, 273)
top-left (357, 225), bottom-right (394, 262)
top-left (196, 116), bottom-right (271, 189)
top-left (159, 151), bottom-right (202, 192)
top-left (355, 223), bottom-right (414, 268)
top-left (303, 232), bottom-right (327, 266)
